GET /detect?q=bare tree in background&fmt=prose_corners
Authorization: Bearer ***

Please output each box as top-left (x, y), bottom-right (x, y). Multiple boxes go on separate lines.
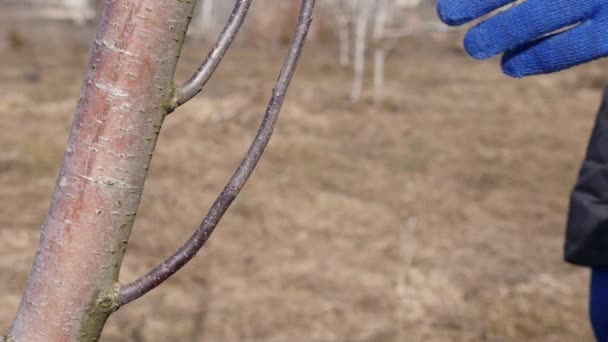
top-left (2, 0), bottom-right (315, 341)
top-left (351, 0), bottom-right (373, 102)
top-left (38, 0), bottom-right (445, 105)
top-left (327, 0), bottom-right (356, 67)
top-left (372, 0), bottom-right (390, 104)
top-left (374, 0), bottom-right (452, 104)
top-left (336, 0), bottom-right (445, 104)
top-left (188, 0), bottom-right (240, 38)
top-left (199, 0), bottom-right (215, 33)
top-left (2, 0), bottom-right (96, 23)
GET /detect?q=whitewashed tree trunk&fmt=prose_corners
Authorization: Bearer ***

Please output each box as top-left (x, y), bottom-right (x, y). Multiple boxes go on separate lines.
top-left (60, 0), bottom-right (93, 24)
top-left (351, 0), bottom-right (373, 103)
top-left (200, 0), bottom-right (214, 32)
top-left (5, 0), bottom-right (96, 23)
top-left (328, 0), bottom-right (353, 67)
top-left (373, 0), bottom-right (388, 105)
top-left (336, 7), bottom-right (351, 67)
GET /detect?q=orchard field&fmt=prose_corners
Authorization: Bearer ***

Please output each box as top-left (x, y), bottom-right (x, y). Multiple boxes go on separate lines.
top-left (0, 20), bottom-right (601, 341)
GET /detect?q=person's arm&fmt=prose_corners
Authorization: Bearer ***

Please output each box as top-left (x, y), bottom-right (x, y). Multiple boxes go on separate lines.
top-left (591, 267), bottom-right (608, 341)
top-left (559, 88), bottom-right (608, 341)
top-left (564, 88), bottom-right (608, 266)
top-left (436, 0), bottom-right (608, 77)
top-left (436, 2), bottom-right (608, 339)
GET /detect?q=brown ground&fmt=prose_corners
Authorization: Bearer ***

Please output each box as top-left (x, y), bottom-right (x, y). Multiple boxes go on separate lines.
top-left (0, 21), bottom-right (604, 341)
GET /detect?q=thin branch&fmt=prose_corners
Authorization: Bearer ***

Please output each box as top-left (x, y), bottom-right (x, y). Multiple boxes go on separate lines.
top-left (174, 0), bottom-right (253, 108)
top-left (119, 0), bottom-right (316, 306)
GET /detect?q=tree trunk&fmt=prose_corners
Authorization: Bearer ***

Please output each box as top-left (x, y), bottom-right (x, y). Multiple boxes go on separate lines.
top-left (6, 1), bottom-right (196, 340)
top-left (194, 0), bottom-right (215, 35)
top-left (351, 0), bottom-right (373, 103)
top-left (336, 6), bottom-right (351, 67)
top-left (373, 0), bottom-right (387, 105)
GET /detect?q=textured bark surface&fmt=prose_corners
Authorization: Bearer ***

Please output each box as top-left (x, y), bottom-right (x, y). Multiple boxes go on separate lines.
top-left (7, 1), bottom-right (196, 341)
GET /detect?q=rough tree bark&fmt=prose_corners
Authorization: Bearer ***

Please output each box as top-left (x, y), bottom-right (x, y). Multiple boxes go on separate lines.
top-left (3, 0), bottom-right (315, 341)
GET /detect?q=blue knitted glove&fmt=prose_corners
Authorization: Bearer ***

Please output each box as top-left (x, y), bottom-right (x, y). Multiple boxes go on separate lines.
top-left (591, 267), bottom-right (608, 342)
top-left (437, 0), bottom-right (608, 77)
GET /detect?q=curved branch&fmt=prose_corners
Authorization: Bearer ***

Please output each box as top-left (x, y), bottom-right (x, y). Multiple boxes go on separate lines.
top-left (120, 0), bottom-right (316, 306)
top-left (175, 0), bottom-right (253, 108)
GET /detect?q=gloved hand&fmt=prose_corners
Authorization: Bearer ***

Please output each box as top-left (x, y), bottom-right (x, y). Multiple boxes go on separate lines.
top-left (436, 0), bottom-right (608, 77)
top-left (591, 267), bottom-right (608, 341)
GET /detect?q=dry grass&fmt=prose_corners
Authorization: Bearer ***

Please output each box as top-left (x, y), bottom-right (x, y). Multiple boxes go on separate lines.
top-left (0, 23), bottom-right (603, 341)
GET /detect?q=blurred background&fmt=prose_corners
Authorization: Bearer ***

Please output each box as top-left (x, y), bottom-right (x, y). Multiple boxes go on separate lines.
top-left (0, 0), bottom-right (604, 340)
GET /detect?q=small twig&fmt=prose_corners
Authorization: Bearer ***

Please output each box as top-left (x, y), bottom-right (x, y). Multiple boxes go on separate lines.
top-left (119, 0), bottom-right (316, 306)
top-left (175, 0), bottom-right (253, 108)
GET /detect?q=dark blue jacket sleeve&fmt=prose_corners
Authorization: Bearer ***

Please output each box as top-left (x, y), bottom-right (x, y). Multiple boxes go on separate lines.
top-left (565, 88), bottom-right (608, 266)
